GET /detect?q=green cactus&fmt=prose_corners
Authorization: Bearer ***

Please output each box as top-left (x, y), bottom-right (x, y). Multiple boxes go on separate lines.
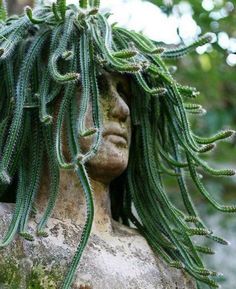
top-left (0, 1), bottom-right (234, 289)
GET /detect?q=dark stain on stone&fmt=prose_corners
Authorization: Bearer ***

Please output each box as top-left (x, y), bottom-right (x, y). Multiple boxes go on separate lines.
top-left (50, 224), bottom-right (60, 237)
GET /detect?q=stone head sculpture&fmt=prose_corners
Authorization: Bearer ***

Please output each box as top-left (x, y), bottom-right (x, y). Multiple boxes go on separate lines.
top-left (80, 72), bottom-right (131, 184)
top-left (0, 1), bottom-right (235, 289)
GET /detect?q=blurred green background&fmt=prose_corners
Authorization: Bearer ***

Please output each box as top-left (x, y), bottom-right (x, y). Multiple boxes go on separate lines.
top-left (6, 0), bottom-right (236, 287)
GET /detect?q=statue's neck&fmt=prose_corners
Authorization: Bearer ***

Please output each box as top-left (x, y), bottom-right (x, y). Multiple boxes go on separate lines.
top-left (36, 169), bottom-right (113, 234)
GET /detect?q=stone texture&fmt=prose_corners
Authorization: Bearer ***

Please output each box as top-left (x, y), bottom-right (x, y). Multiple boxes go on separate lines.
top-left (0, 203), bottom-right (196, 289)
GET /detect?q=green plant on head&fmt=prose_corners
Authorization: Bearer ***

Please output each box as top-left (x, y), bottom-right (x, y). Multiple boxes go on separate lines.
top-left (0, 0), bottom-right (235, 288)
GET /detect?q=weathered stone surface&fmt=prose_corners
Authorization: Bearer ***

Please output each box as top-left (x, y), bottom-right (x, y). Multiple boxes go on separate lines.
top-left (0, 203), bottom-right (196, 289)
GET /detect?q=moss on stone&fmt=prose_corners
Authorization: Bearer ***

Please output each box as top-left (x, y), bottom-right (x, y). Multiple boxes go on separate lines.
top-left (0, 260), bottom-right (62, 289)
top-left (28, 264), bottom-right (59, 289)
top-left (0, 260), bottom-right (21, 289)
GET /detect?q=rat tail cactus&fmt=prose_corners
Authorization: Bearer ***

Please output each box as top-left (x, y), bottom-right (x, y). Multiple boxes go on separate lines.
top-left (0, 0), bottom-right (235, 288)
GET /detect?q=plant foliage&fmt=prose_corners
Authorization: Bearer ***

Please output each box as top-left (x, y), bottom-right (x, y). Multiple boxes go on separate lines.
top-left (0, 1), bottom-right (235, 288)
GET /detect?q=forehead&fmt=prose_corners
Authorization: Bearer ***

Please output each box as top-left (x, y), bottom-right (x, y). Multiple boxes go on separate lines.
top-left (97, 70), bottom-right (130, 85)
top-left (76, 70), bottom-right (132, 108)
top-left (97, 71), bottom-right (131, 105)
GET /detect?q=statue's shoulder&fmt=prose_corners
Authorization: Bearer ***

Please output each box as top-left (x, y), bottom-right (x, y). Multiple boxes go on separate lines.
top-left (0, 205), bottom-right (196, 289)
top-left (0, 202), bottom-right (15, 228)
top-left (0, 202), bottom-right (14, 215)
top-left (94, 220), bottom-right (196, 289)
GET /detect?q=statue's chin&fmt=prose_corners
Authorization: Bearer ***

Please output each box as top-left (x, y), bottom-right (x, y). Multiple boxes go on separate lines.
top-left (86, 139), bottom-right (129, 184)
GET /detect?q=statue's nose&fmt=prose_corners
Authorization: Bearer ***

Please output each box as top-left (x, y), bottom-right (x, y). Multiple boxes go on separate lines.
top-left (109, 93), bottom-right (130, 122)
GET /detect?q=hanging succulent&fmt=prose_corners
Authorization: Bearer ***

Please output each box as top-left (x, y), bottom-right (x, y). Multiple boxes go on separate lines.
top-left (0, 0), bottom-right (235, 288)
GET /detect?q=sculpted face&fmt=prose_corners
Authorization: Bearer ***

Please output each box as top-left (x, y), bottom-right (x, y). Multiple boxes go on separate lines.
top-left (80, 72), bottom-right (131, 184)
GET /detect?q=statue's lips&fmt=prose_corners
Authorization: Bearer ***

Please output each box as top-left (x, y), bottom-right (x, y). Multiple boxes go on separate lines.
top-left (103, 129), bottom-right (128, 145)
